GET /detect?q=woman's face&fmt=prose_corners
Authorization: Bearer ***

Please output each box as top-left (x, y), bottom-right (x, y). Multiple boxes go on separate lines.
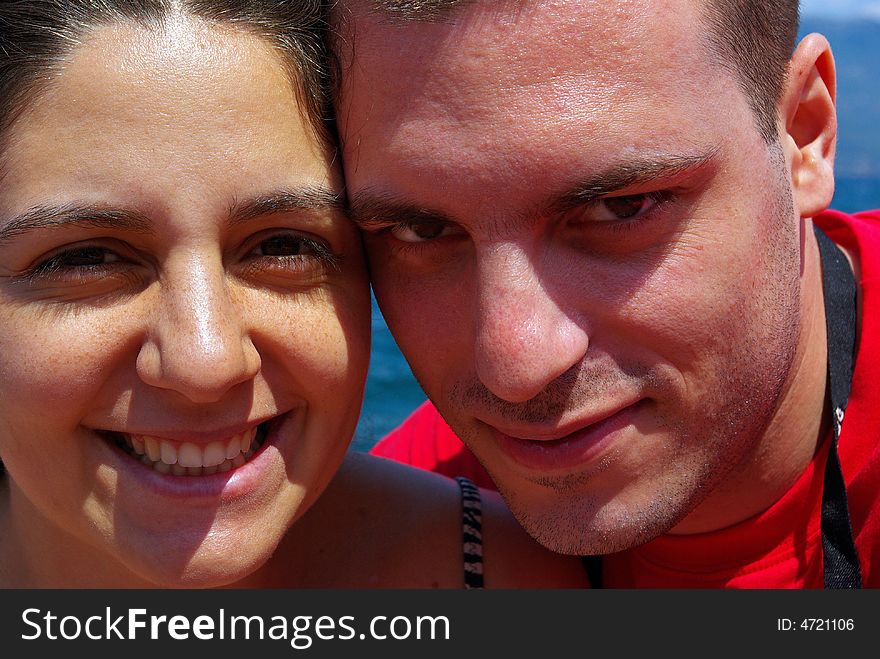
top-left (0, 17), bottom-right (370, 586)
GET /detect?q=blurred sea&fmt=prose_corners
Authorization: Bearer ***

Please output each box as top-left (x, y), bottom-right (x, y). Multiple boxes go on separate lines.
top-left (351, 15), bottom-right (880, 452)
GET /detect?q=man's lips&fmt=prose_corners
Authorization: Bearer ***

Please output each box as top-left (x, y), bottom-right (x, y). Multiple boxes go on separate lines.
top-left (487, 399), bottom-right (645, 472)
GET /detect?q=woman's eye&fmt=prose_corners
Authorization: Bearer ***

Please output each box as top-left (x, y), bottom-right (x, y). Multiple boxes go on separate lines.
top-left (244, 232), bottom-right (338, 273)
top-left (253, 234), bottom-right (318, 257)
top-left (389, 219), bottom-right (455, 243)
top-left (31, 246), bottom-right (120, 277)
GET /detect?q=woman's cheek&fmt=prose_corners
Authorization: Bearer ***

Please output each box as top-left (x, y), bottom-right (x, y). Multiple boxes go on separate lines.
top-left (291, 303), bottom-right (368, 393)
top-left (0, 309), bottom-right (124, 409)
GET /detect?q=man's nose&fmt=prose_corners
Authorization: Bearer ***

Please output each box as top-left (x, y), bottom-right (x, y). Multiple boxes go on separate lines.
top-left (136, 255), bottom-right (261, 403)
top-left (473, 244), bottom-right (589, 403)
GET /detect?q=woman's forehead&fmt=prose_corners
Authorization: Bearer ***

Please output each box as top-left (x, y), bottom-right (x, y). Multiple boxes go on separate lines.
top-left (0, 17), bottom-right (335, 223)
top-left (38, 18), bottom-right (305, 134)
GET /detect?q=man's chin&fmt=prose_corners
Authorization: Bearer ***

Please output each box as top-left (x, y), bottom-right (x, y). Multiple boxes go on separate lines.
top-left (496, 480), bottom-right (688, 556)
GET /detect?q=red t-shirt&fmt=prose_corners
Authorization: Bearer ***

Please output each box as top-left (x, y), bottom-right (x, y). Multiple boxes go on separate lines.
top-left (371, 209), bottom-right (880, 588)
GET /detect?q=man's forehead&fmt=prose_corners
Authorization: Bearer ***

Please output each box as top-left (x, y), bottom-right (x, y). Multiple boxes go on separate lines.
top-left (349, 0), bottom-right (700, 25)
top-left (343, 0), bottom-right (706, 55)
top-left (341, 0), bottom-right (710, 111)
top-left (356, 0), bottom-right (474, 23)
top-left (339, 0), bottom-right (721, 145)
top-left (336, 0), bottom-right (757, 217)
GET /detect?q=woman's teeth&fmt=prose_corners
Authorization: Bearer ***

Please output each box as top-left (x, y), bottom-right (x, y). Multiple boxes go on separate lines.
top-left (120, 426), bottom-right (262, 476)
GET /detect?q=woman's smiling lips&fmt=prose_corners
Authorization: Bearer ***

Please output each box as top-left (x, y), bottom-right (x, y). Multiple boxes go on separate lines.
top-left (122, 424), bottom-right (263, 476)
top-left (93, 411), bottom-right (299, 500)
top-left (487, 399), bottom-right (646, 473)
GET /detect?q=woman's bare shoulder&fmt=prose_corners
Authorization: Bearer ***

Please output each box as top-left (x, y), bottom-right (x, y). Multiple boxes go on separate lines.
top-left (272, 453), bottom-right (588, 588)
top-left (272, 453), bottom-right (465, 587)
top-left (480, 488), bottom-right (590, 588)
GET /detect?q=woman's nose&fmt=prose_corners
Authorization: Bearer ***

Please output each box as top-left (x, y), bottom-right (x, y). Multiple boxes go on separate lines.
top-left (136, 255), bottom-right (261, 403)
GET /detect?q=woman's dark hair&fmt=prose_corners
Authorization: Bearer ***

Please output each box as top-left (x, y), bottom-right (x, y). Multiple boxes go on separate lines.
top-left (0, 0), bottom-right (334, 153)
top-left (0, 0), bottom-right (335, 476)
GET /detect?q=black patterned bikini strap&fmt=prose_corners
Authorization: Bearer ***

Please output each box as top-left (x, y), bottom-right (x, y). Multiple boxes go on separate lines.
top-left (455, 476), bottom-right (485, 589)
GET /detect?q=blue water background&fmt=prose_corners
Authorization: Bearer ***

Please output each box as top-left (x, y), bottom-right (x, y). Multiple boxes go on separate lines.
top-left (351, 16), bottom-right (880, 452)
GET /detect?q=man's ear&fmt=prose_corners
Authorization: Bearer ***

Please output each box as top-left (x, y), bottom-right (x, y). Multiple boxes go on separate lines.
top-left (779, 33), bottom-right (837, 219)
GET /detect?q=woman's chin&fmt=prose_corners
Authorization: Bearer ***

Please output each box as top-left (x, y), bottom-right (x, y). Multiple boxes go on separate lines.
top-left (118, 538), bottom-right (277, 589)
top-left (99, 511), bottom-right (291, 588)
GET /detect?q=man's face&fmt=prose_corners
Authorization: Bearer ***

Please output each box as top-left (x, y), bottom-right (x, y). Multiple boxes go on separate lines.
top-left (338, 0), bottom-right (808, 553)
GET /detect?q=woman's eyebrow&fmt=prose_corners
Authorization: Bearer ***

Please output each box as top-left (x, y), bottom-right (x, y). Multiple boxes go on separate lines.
top-left (227, 186), bottom-right (344, 226)
top-left (0, 188), bottom-right (345, 246)
top-left (0, 204), bottom-right (154, 247)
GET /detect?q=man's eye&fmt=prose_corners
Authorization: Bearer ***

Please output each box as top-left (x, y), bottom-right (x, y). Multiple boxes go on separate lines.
top-left (594, 194), bottom-right (662, 221)
top-left (389, 220), bottom-right (454, 243)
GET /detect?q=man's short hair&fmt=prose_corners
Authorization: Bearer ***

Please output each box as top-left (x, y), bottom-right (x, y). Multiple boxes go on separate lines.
top-left (364, 0), bottom-right (801, 142)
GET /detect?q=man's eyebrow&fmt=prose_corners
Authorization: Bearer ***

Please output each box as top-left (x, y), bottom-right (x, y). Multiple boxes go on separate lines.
top-left (548, 150), bottom-right (720, 214)
top-left (227, 187), bottom-right (345, 225)
top-left (347, 192), bottom-right (453, 230)
top-left (347, 151), bottom-right (720, 230)
top-left (0, 204), bottom-right (153, 248)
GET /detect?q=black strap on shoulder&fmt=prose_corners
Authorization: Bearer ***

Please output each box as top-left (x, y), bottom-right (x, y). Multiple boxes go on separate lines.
top-left (814, 225), bottom-right (862, 589)
top-left (455, 476), bottom-right (485, 589)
